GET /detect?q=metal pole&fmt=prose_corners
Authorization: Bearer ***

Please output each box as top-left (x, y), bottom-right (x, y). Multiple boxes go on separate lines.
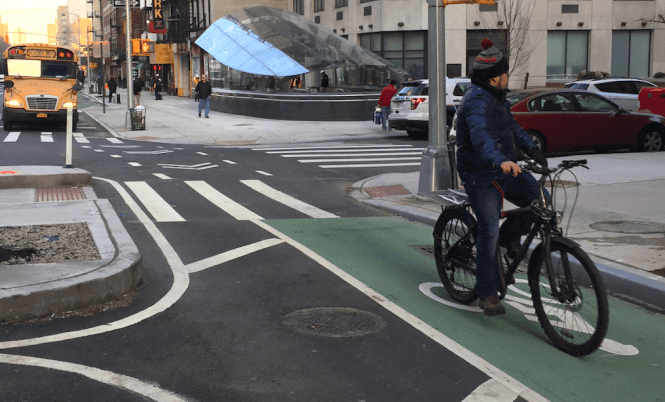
top-left (126, 0), bottom-right (134, 110)
top-left (100, 0), bottom-right (106, 113)
top-left (418, 0), bottom-right (453, 195)
top-left (65, 107), bottom-right (74, 168)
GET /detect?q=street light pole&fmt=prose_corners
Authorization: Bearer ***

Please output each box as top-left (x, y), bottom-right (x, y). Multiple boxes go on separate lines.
top-left (125, 0), bottom-right (134, 110)
top-left (418, 0), bottom-right (453, 195)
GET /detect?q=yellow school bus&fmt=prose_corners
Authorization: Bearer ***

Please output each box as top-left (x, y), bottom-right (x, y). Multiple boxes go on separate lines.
top-left (2, 43), bottom-right (83, 131)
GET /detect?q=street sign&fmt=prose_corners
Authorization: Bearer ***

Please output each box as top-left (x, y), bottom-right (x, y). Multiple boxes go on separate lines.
top-left (132, 70), bottom-right (138, 77)
top-left (114, 0), bottom-right (140, 7)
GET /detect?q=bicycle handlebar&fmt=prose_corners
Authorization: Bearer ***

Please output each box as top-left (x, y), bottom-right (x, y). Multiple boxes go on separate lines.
top-left (520, 159), bottom-right (588, 175)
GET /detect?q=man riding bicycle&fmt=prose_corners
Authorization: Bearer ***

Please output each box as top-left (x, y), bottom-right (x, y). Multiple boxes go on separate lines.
top-left (455, 39), bottom-right (548, 316)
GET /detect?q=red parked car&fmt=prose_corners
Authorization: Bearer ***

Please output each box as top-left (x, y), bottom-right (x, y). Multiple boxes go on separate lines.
top-left (507, 89), bottom-right (665, 153)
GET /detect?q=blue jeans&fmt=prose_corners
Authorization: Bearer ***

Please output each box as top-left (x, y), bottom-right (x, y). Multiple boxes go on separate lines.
top-left (381, 106), bottom-right (392, 131)
top-left (198, 97), bottom-right (210, 117)
top-left (459, 171), bottom-right (544, 298)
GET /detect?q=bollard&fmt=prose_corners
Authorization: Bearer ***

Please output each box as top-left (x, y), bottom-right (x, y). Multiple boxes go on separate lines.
top-left (65, 107), bottom-right (74, 168)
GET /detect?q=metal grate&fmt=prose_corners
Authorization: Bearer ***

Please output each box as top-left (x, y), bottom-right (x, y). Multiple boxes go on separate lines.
top-left (283, 307), bottom-right (386, 337)
top-left (26, 96), bottom-right (58, 111)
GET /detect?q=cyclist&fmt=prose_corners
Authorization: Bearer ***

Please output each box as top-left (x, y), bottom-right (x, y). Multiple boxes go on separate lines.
top-left (455, 39), bottom-right (548, 316)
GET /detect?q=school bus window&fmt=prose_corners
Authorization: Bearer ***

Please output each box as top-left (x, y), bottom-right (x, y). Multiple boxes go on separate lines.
top-left (7, 59), bottom-right (41, 77)
top-left (42, 61), bottom-right (76, 79)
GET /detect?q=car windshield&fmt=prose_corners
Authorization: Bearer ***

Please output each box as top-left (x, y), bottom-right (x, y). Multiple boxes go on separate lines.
top-left (506, 92), bottom-right (530, 105)
top-left (7, 59), bottom-right (76, 79)
top-left (570, 83), bottom-right (589, 90)
top-left (397, 83), bottom-right (426, 96)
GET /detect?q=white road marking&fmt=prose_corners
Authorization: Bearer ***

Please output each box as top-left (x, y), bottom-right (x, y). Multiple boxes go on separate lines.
top-left (0, 354), bottom-right (188, 402)
top-left (153, 173), bottom-right (172, 180)
top-left (3, 132), bottom-right (20, 142)
top-left (461, 379), bottom-right (519, 402)
top-left (267, 148), bottom-right (425, 154)
top-left (81, 145), bottom-right (91, 148)
top-left (107, 137), bottom-right (124, 144)
top-left (240, 180), bottom-right (338, 219)
top-left (73, 133), bottom-right (89, 143)
top-left (281, 152), bottom-right (423, 158)
top-left (255, 170), bottom-right (272, 176)
top-left (196, 152), bottom-right (208, 155)
top-left (255, 144), bottom-right (415, 151)
top-left (128, 162), bottom-right (142, 167)
top-left (94, 149), bottom-right (105, 152)
top-left (186, 181), bottom-right (263, 220)
top-left (161, 164), bottom-right (218, 170)
top-left (125, 150), bottom-right (173, 155)
top-left (299, 157), bottom-right (422, 163)
top-left (252, 219), bottom-right (548, 402)
top-left (320, 162), bottom-right (422, 168)
top-left (222, 160), bottom-right (237, 164)
top-left (125, 181), bottom-right (185, 222)
top-left (41, 132), bottom-right (53, 142)
top-left (110, 155), bottom-right (122, 158)
top-left (186, 238), bottom-right (284, 273)
top-left (77, 127), bottom-right (96, 130)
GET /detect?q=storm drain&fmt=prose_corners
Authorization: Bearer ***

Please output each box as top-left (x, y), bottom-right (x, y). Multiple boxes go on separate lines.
top-left (282, 307), bottom-right (386, 338)
top-left (36, 187), bottom-right (86, 202)
top-left (544, 180), bottom-right (578, 187)
top-left (412, 245), bottom-right (435, 260)
top-left (591, 221), bottom-right (665, 234)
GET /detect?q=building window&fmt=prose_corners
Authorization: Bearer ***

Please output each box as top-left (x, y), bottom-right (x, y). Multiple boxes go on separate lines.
top-left (360, 0), bottom-right (376, 3)
top-left (359, 31), bottom-right (427, 79)
top-left (314, 0), bottom-right (324, 12)
top-left (547, 30), bottom-right (588, 77)
top-left (293, 0), bottom-right (304, 15)
top-left (561, 5), bottom-right (579, 13)
top-left (612, 30), bottom-right (650, 77)
top-left (479, 3), bottom-right (498, 11)
top-left (364, 6), bottom-right (372, 15)
top-left (337, 11), bottom-right (343, 20)
top-left (335, 0), bottom-right (348, 8)
top-left (315, 15), bottom-right (321, 23)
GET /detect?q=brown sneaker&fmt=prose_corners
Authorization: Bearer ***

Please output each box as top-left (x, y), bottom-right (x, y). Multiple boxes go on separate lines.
top-left (479, 296), bottom-right (506, 316)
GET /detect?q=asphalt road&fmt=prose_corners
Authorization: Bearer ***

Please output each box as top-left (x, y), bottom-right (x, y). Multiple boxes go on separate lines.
top-left (1, 105), bottom-right (664, 401)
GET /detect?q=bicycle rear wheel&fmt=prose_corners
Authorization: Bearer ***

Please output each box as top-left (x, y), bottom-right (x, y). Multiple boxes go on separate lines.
top-left (528, 241), bottom-right (609, 357)
top-left (433, 208), bottom-right (478, 304)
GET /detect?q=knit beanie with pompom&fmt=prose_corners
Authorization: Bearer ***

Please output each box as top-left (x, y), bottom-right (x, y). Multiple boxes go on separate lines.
top-left (472, 39), bottom-right (509, 81)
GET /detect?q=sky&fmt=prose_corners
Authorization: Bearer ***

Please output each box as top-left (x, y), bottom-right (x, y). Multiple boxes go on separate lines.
top-left (0, 0), bottom-right (87, 44)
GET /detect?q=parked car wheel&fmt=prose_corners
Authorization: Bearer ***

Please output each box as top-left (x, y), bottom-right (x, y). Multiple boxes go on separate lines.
top-left (528, 130), bottom-right (546, 153)
top-left (638, 128), bottom-right (664, 152)
top-left (407, 129), bottom-right (428, 140)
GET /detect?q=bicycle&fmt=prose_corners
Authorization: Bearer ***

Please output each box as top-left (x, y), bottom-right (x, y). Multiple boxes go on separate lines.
top-left (432, 159), bottom-right (609, 357)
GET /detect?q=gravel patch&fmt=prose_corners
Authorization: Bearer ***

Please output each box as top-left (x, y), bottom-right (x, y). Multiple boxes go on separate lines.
top-left (0, 223), bottom-right (101, 265)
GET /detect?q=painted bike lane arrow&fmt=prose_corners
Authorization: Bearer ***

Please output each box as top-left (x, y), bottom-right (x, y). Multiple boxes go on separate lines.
top-left (264, 216), bottom-right (665, 402)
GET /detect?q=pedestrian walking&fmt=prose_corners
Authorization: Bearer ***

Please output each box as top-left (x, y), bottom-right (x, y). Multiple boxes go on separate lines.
top-left (107, 76), bottom-right (118, 103)
top-left (378, 80), bottom-right (398, 132)
top-left (320, 70), bottom-right (329, 93)
top-left (133, 77), bottom-right (142, 106)
top-left (154, 76), bottom-right (163, 100)
top-left (195, 74), bottom-right (212, 118)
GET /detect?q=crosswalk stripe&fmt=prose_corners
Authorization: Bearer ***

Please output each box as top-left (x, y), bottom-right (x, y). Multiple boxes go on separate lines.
top-left (320, 162), bottom-right (422, 168)
top-left (185, 181), bottom-right (263, 221)
top-left (299, 157), bottom-right (422, 163)
top-left (41, 132), bottom-right (53, 142)
top-left (255, 144), bottom-right (415, 151)
top-left (128, 162), bottom-right (142, 167)
top-left (107, 138), bottom-right (124, 144)
top-left (3, 132), bottom-right (20, 142)
top-left (282, 152), bottom-right (423, 158)
top-left (240, 180), bottom-right (339, 219)
top-left (125, 181), bottom-right (186, 222)
top-left (73, 133), bottom-right (89, 143)
top-left (153, 173), bottom-right (172, 180)
top-left (267, 148), bottom-right (425, 154)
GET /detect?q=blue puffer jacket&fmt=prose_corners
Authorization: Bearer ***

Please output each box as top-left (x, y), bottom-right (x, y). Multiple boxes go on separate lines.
top-left (456, 81), bottom-right (537, 174)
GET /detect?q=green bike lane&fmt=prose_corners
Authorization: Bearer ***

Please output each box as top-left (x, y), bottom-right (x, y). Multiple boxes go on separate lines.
top-left (265, 216), bottom-right (665, 402)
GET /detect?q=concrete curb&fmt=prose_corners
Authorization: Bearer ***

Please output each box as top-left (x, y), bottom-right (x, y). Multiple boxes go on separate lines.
top-left (0, 199), bottom-right (142, 320)
top-left (351, 184), bottom-right (665, 312)
top-left (0, 166), bottom-right (92, 189)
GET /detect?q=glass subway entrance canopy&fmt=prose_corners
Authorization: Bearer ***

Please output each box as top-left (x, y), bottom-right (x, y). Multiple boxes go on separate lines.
top-left (196, 6), bottom-right (407, 87)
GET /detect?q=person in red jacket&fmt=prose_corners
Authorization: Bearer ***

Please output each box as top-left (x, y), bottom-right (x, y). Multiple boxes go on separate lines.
top-left (378, 80), bottom-right (398, 131)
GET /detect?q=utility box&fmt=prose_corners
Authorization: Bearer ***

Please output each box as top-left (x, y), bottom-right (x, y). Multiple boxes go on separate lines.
top-left (638, 87), bottom-right (665, 117)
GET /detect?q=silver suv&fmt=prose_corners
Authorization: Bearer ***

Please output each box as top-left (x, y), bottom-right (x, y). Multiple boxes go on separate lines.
top-left (564, 78), bottom-right (656, 111)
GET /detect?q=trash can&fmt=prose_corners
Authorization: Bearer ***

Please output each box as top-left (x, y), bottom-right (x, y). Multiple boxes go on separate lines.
top-left (130, 106), bottom-right (146, 131)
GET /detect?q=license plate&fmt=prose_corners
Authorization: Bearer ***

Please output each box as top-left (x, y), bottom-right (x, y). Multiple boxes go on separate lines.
top-left (37, 113), bottom-right (47, 118)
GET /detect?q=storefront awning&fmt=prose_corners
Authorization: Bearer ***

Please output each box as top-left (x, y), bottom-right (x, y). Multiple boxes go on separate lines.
top-left (195, 16), bottom-right (308, 77)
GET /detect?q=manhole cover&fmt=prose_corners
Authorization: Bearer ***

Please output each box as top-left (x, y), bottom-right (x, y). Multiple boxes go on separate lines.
top-left (282, 307), bottom-right (386, 337)
top-left (590, 221), bottom-right (665, 234)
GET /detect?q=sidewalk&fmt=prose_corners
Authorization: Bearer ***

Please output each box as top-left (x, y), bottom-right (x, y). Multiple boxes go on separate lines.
top-left (81, 91), bottom-right (394, 145)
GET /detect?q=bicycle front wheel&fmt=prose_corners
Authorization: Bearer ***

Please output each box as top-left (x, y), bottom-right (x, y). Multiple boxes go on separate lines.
top-left (433, 208), bottom-right (478, 304)
top-left (528, 241), bottom-right (609, 357)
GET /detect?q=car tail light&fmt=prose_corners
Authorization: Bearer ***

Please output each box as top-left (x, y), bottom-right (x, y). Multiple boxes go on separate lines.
top-left (411, 98), bottom-right (426, 110)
